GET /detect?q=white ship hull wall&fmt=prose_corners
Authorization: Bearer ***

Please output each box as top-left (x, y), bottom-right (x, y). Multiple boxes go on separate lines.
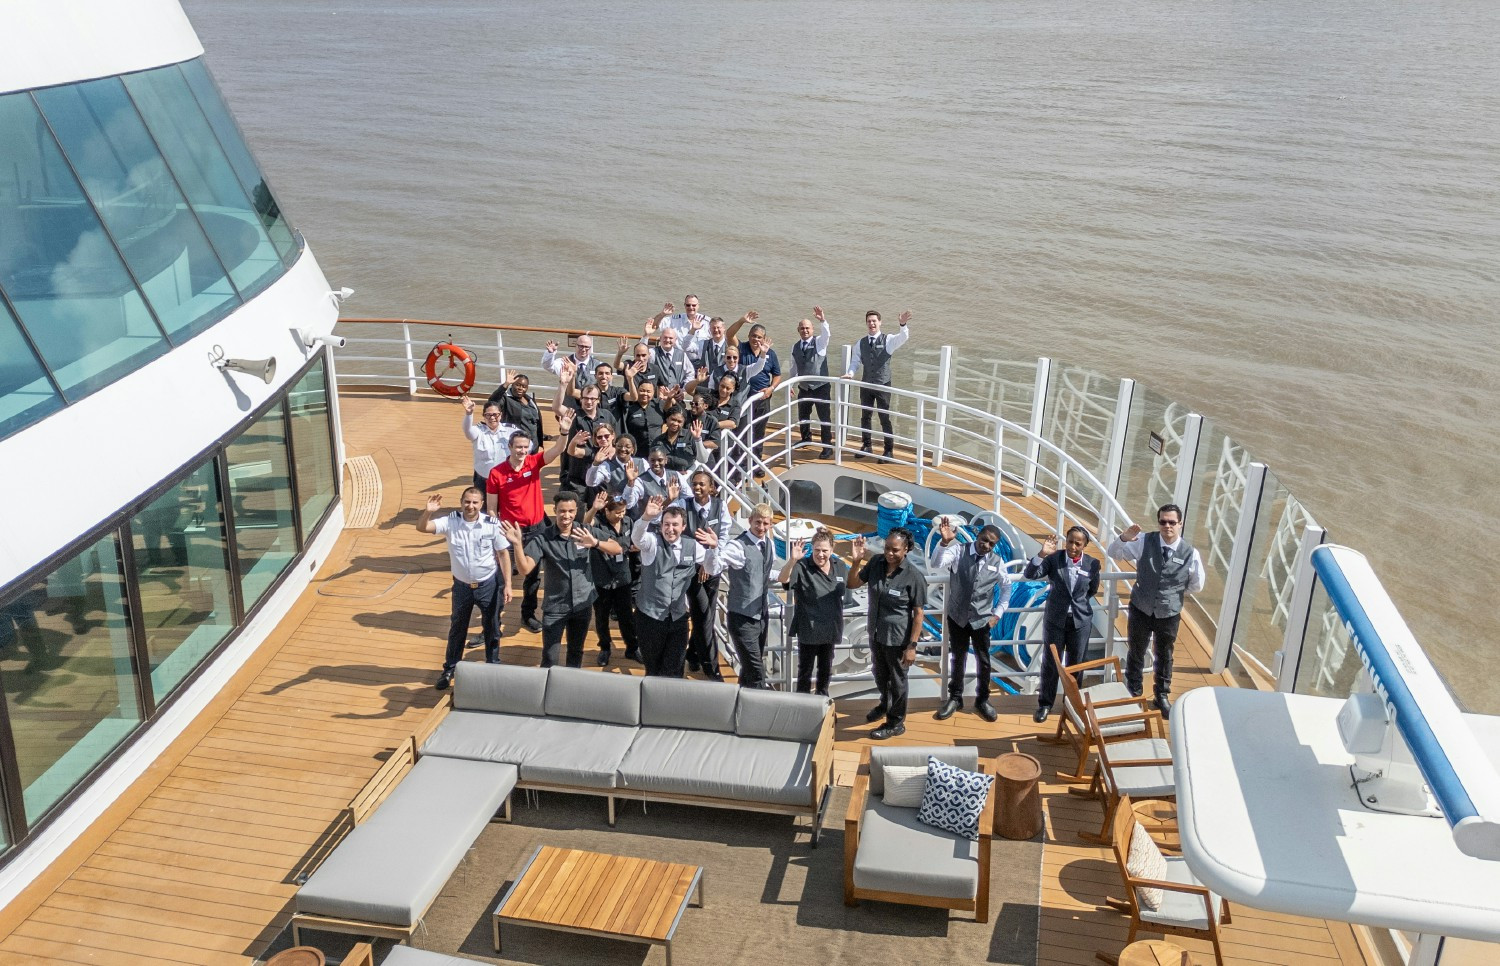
top-left (0, 0), bottom-right (202, 96)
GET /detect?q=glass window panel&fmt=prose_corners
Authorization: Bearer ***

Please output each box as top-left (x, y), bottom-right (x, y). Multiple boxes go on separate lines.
top-left (0, 534), bottom-right (142, 822)
top-left (0, 297), bottom-right (63, 440)
top-left (1115, 386), bottom-right (1183, 527)
top-left (1182, 422), bottom-right (1240, 642)
top-left (0, 92), bottom-right (168, 398)
top-left (1040, 363), bottom-right (1118, 504)
top-left (34, 79), bottom-right (240, 342)
top-left (123, 67), bottom-right (284, 299)
top-left (1293, 583), bottom-right (1362, 698)
top-left (289, 358), bottom-right (336, 529)
top-left (227, 402), bottom-right (297, 609)
top-left (1227, 473), bottom-right (1319, 690)
top-left (131, 460), bottom-right (235, 699)
top-left (178, 60), bottom-right (298, 265)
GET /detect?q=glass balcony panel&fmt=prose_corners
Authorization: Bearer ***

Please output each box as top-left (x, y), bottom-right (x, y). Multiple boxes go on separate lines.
top-left (130, 460), bottom-right (235, 700)
top-left (0, 93), bottom-right (168, 399)
top-left (34, 79), bottom-right (240, 342)
top-left (227, 402), bottom-right (297, 609)
top-left (123, 67), bottom-right (284, 299)
top-left (1115, 385), bottom-right (1183, 526)
top-left (289, 358), bottom-right (336, 529)
top-left (1293, 583), bottom-right (1362, 698)
top-left (0, 299), bottom-right (62, 440)
top-left (1227, 472), bottom-right (1317, 689)
top-left (1183, 422), bottom-right (1239, 641)
top-left (178, 60), bottom-right (298, 264)
top-left (1040, 363), bottom-right (1117, 502)
top-left (0, 533), bottom-right (142, 822)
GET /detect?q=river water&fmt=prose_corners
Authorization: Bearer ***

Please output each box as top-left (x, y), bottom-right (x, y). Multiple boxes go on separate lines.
top-left (183, 0), bottom-right (1500, 711)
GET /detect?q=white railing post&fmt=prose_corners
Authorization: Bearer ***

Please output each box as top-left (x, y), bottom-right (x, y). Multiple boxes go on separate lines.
top-left (1055, 451), bottom-right (1069, 536)
top-left (1211, 461), bottom-right (1270, 674)
top-left (1024, 357), bottom-right (1051, 497)
top-left (1105, 378), bottom-right (1134, 495)
top-left (914, 399), bottom-right (926, 485)
top-left (933, 345), bottom-right (953, 468)
top-left (496, 329), bottom-right (508, 388)
top-left (1174, 412), bottom-right (1205, 534)
top-left (402, 321), bottom-right (418, 395)
top-left (1274, 524), bottom-right (1328, 691)
top-left (836, 344), bottom-right (851, 465)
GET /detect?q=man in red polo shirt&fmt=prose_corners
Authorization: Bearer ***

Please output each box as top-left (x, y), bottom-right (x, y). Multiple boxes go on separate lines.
top-left (488, 412), bottom-right (573, 631)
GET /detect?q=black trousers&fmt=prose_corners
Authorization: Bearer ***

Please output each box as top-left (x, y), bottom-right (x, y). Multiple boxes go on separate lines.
top-left (472, 471), bottom-right (489, 495)
top-left (859, 384), bottom-right (893, 450)
top-left (1037, 613), bottom-right (1091, 710)
top-left (541, 605), bottom-right (595, 668)
top-left (946, 618), bottom-right (992, 702)
top-left (750, 396), bottom-right (771, 460)
top-left (728, 611), bottom-right (769, 688)
top-left (687, 573), bottom-right (721, 671)
top-left (518, 521), bottom-right (546, 622)
top-left (871, 644), bottom-right (910, 727)
top-left (593, 583), bottom-right (637, 656)
top-left (445, 574), bottom-right (500, 673)
top-left (797, 639), bottom-right (835, 696)
top-left (638, 611), bottom-right (689, 677)
top-left (796, 384), bottom-right (833, 444)
top-left (1125, 604), bottom-right (1182, 700)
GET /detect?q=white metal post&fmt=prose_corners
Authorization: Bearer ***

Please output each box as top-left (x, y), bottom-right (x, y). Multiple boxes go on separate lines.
top-left (1407, 934), bottom-right (1445, 966)
top-left (322, 343), bottom-right (347, 472)
top-left (1274, 524), bottom-right (1328, 692)
top-left (914, 399), bottom-right (925, 486)
top-left (835, 344), bottom-right (851, 465)
top-left (495, 329), bottom-right (508, 388)
top-left (1024, 357), bottom-right (1051, 497)
top-left (1104, 378), bottom-right (1134, 496)
top-left (402, 321), bottom-right (417, 395)
top-left (1211, 462), bottom-right (1270, 674)
top-left (1173, 412), bottom-right (1205, 525)
top-left (933, 345), bottom-right (953, 468)
top-left (1055, 452), bottom-right (1069, 537)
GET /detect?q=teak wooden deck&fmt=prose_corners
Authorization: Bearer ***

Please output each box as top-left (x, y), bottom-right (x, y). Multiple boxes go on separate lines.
top-left (0, 390), bottom-right (1371, 966)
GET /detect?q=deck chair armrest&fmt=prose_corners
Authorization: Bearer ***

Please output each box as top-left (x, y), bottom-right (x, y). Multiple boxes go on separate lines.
top-left (1128, 876), bottom-right (1210, 896)
top-left (978, 760), bottom-right (998, 843)
top-left (1091, 695), bottom-right (1151, 709)
top-left (1110, 757), bottom-right (1174, 768)
top-left (1063, 654), bottom-right (1123, 675)
top-left (1096, 709), bottom-right (1165, 734)
top-left (845, 748), bottom-right (873, 828)
top-left (411, 692), bottom-right (453, 750)
top-left (343, 943), bottom-right (376, 966)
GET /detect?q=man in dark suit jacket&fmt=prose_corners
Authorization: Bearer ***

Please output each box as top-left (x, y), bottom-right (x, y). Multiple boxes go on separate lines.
top-left (1023, 526), bottom-right (1101, 724)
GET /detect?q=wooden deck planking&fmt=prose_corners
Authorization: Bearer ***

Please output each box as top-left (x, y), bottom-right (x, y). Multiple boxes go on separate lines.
top-left (0, 391), bottom-right (1367, 966)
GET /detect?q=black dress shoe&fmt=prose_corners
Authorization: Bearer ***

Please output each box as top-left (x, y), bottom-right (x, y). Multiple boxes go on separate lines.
top-left (881, 448), bottom-right (894, 462)
top-left (436, 671), bottom-right (454, 691)
top-left (935, 698), bottom-right (961, 721)
top-left (1153, 695), bottom-right (1172, 720)
top-left (871, 723), bottom-right (906, 741)
top-left (624, 647), bottom-right (642, 663)
top-left (1033, 705), bottom-right (1050, 723)
top-left (687, 659), bottom-right (701, 673)
top-left (465, 637), bottom-right (484, 649)
top-left (865, 704), bottom-right (889, 723)
top-left (975, 700), bottom-right (999, 723)
top-left (522, 617), bottom-right (543, 633)
top-left (819, 448), bottom-right (834, 460)
top-left (596, 651), bottom-right (610, 667)
top-left (855, 446), bottom-right (871, 460)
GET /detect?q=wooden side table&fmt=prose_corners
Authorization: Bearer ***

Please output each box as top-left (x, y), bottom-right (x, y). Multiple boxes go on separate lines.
top-left (266, 948), bottom-right (326, 966)
top-left (993, 752), bottom-right (1043, 839)
top-left (1097, 938), bottom-right (1191, 966)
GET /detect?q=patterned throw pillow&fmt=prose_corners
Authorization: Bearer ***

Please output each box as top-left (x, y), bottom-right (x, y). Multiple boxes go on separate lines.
top-left (916, 756), bottom-right (995, 840)
top-left (1126, 822), bottom-right (1167, 911)
top-left (881, 764), bottom-right (929, 808)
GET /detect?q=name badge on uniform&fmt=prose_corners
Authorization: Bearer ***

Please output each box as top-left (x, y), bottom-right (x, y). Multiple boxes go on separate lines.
top-left (887, 588), bottom-right (903, 598)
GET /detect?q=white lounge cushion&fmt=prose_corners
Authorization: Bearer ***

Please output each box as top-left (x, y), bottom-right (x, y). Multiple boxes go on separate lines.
top-left (616, 727), bottom-right (813, 807)
top-left (854, 797), bottom-right (979, 900)
top-left (1067, 681), bottom-right (1147, 737)
top-left (881, 764), bottom-right (928, 808)
top-left (734, 688), bottom-right (829, 742)
top-left (1126, 822), bottom-right (1167, 910)
top-left (640, 676), bottom-right (739, 732)
top-left (544, 666), bottom-right (642, 725)
top-left (453, 663), bottom-right (547, 716)
top-left (1104, 737), bottom-right (1175, 797)
top-left (421, 710), bottom-right (635, 789)
top-left (1139, 855), bottom-right (1223, 931)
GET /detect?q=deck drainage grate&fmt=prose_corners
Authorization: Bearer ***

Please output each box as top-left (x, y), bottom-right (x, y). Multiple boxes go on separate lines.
top-left (344, 454), bottom-right (383, 529)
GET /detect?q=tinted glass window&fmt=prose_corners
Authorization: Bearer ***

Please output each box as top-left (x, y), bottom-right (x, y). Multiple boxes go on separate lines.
top-left (0, 298), bottom-right (61, 439)
top-left (227, 402), bottom-right (298, 609)
top-left (34, 78), bottom-right (240, 341)
top-left (289, 357), bottom-right (336, 528)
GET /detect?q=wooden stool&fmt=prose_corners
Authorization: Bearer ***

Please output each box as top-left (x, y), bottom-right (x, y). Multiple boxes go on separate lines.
top-left (1098, 938), bottom-right (1191, 966)
top-left (993, 752), bottom-right (1043, 839)
top-left (266, 948), bottom-right (326, 966)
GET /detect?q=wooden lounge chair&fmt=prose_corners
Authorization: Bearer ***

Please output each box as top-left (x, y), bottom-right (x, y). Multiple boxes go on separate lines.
top-left (1041, 644), bottom-right (1150, 782)
top-left (1071, 692), bottom-right (1174, 844)
top-left (1097, 794), bottom-right (1231, 966)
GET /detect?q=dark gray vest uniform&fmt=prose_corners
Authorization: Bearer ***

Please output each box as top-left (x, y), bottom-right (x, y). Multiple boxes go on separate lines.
top-left (638, 540), bottom-right (698, 620)
top-left (699, 339), bottom-right (726, 374)
top-left (630, 472), bottom-right (674, 523)
top-left (686, 496), bottom-right (727, 543)
top-left (649, 346), bottom-right (690, 386)
top-left (949, 548), bottom-right (1004, 630)
top-left (726, 532), bottom-right (773, 618)
top-left (1131, 532), bottom-right (1194, 618)
top-left (565, 354), bottom-right (594, 390)
top-left (861, 334), bottom-right (894, 385)
top-left (792, 339), bottom-right (829, 389)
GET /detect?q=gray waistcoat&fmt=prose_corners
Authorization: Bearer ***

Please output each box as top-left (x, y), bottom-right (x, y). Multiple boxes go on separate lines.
top-left (1132, 531), bottom-right (1193, 618)
top-left (650, 346), bottom-right (689, 386)
top-left (949, 549), bottom-right (1003, 630)
top-left (792, 339), bottom-right (829, 389)
top-left (861, 334), bottom-right (893, 385)
top-left (726, 532), bottom-right (773, 618)
top-left (686, 496), bottom-right (725, 541)
top-left (638, 541), bottom-right (698, 620)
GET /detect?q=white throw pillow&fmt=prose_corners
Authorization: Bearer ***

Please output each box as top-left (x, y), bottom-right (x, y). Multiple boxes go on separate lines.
top-left (916, 756), bottom-right (994, 840)
top-left (881, 764), bottom-right (928, 808)
top-left (1126, 822), bottom-right (1167, 911)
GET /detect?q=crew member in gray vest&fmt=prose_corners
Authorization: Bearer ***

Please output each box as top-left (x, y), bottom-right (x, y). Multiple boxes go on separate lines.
top-left (684, 471), bottom-right (732, 681)
top-left (633, 495), bottom-right (714, 677)
top-left (789, 308), bottom-right (834, 459)
top-left (931, 519), bottom-right (1011, 722)
top-left (643, 322), bottom-right (693, 387)
top-left (541, 334), bottom-right (598, 393)
top-left (842, 309), bottom-right (912, 460)
top-left (700, 503), bottom-right (777, 689)
top-left (1106, 504), bottom-right (1205, 719)
top-left (1026, 526), bottom-right (1103, 723)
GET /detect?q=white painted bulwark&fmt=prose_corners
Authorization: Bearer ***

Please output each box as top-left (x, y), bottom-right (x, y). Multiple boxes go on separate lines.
top-left (0, 0), bottom-right (202, 95)
top-left (0, 247), bottom-right (340, 586)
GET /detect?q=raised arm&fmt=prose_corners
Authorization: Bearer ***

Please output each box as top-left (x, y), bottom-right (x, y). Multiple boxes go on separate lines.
top-left (541, 412), bottom-right (575, 464)
top-left (417, 494), bottom-right (443, 534)
top-left (887, 311), bottom-right (913, 353)
top-left (500, 521), bottom-right (536, 576)
top-left (777, 539), bottom-right (806, 585)
top-left (812, 307), bottom-right (832, 353)
top-left (724, 310), bottom-right (758, 345)
top-left (846, 536), bottom-right (870, 589)
top-left (460, 395), bottom-right (480, 441)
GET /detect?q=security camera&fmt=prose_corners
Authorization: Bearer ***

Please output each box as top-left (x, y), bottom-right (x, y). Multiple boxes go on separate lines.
top-left (327, 287), bottom-right (355, 307)
top-left (296, 329), bottom-right (347, 349)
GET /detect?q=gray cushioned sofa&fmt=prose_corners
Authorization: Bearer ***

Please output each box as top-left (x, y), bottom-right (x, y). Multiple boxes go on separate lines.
top-left (417, 664), bottom-right (836, 834)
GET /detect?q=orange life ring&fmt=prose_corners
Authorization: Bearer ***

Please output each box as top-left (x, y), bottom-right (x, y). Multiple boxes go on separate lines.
top-left (424, 342), bottom-right (476, 397)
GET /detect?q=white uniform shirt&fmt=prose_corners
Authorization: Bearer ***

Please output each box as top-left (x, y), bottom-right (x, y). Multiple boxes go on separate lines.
top-left (433, 511), bottom-right (506, 584)
top-left (461, 409), bottom-right (521, 477)
top-left (843, 323), bottom-right (912, 377)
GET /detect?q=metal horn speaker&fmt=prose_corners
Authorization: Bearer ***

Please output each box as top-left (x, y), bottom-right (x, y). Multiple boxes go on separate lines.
top-left (209, 345), bottom-right (277, 384)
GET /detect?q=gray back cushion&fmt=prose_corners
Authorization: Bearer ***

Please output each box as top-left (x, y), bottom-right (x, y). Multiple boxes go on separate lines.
top-left (640, 677), bottom-right (739, 732)
top-left (734, 689), bottom-right (829, 743)
top-left (453, 663), bottom-right (548, 716)
top-left (869, 745), bottom-right (979, 796)
top-left (543, 666), bottom-right (642, 725)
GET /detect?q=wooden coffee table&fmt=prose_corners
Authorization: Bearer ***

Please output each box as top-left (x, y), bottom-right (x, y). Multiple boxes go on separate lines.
top-left (493, 845), bottom-right (704, 964)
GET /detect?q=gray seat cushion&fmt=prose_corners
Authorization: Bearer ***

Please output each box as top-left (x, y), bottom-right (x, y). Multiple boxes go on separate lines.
top-left (854, 797), bottom-right (979, 900)
top-left (734, 688), bottom-right (829, 742)
top-left (544, 666), bottom-right (642, 725)
top-left (869, 745), bottom-right (979, 797)
top-left (453, 663), bottom-right (548, 715)
top-left (1066, 681), bottom-right (1147, 738)
top-left (382, 947), bottom-right (483, 966)
top-left (296, 756), bottom-right (516, 927)
top-left (420, 710), bottom-right (636, 789)
top-left (640, 676), bottom-right (739, 732)
top-left (1104, 737), bottom-right (1175, 797)
top-left (617, 727), bottom-right (814, 807)
top-left (1138, 855), bottom-right (1222, 930)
